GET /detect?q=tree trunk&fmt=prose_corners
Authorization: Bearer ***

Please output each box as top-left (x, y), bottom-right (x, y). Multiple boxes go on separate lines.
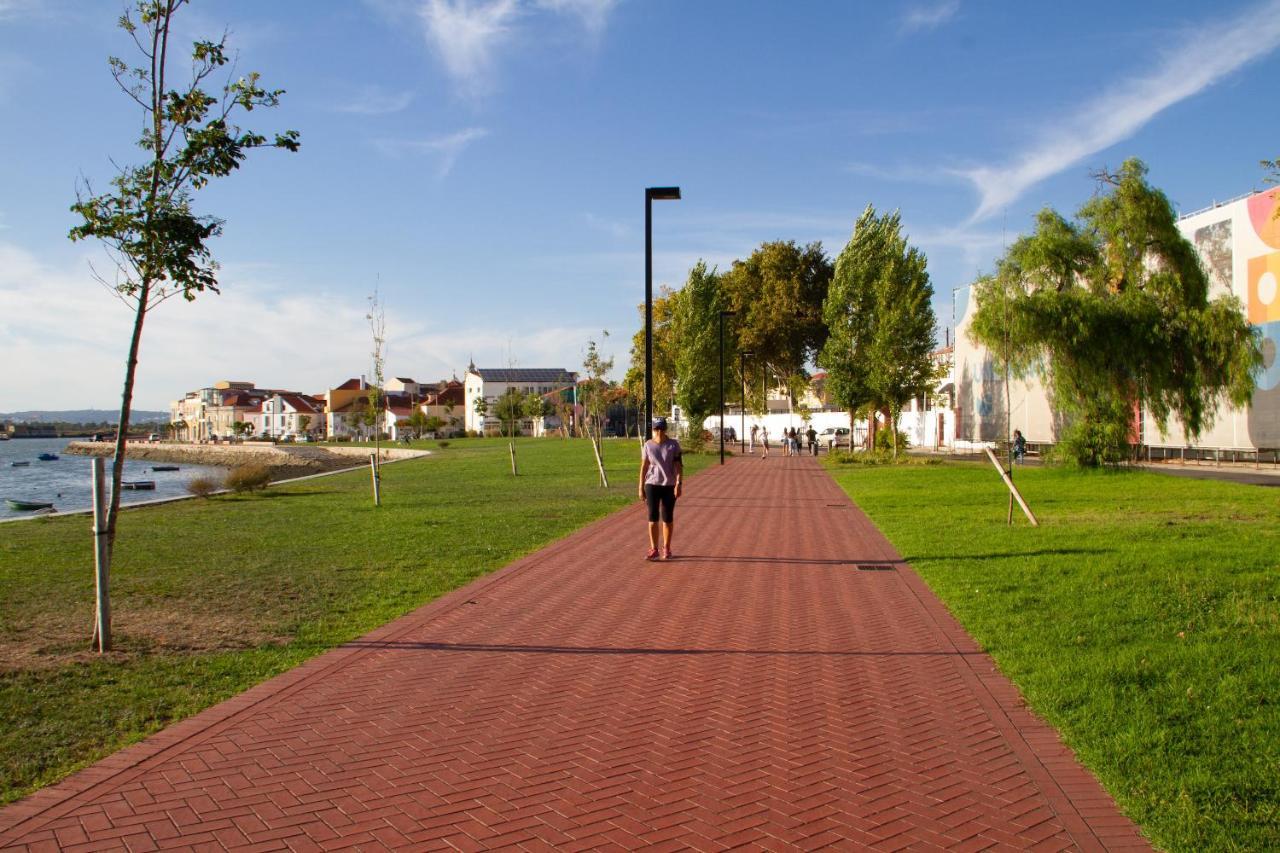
top-left (92, 285), bottom-right (150, 651)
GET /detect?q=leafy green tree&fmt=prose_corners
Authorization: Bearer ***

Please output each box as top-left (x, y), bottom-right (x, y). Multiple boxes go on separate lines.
top-left (820, 206), bottom-right (936, 455)
top-left (69, 0), bottom-right (298, 650)
top-left (231, 420), bottom-right (252, 438)
top-left (671, 262), bottom-right (729, 437)
top-left (970, 159), bottom-right (1262, 466)
top-left (721, 241), bottom-right (832, 412)
top-left (624, 287), bottom-right (678, 422)
top-left (298, 415), bottom-right (311, 435)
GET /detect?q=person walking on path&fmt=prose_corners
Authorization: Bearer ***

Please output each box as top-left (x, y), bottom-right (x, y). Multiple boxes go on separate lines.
top-left (638, 417), bottom-right (683, 561)
top-left (1013, 429), bottom-right (1027, 464)
top-left (806, 425), bottom-right (818, 456)
top-left (760, 426), bottom-right (769, 458)
top-left (748, 423), bottom-right (757, 454)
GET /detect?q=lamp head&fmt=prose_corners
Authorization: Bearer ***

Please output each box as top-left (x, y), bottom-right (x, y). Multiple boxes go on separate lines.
top-left (647, 186), bottom-right (681, 201)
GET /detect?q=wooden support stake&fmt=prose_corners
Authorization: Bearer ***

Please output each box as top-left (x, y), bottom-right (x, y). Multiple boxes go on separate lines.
top-left (984, 447), bottom-right (1038, 526)
top-left (591, 433), bottom-right (609, 488)
top-left (91, 457), bottom-right (111, 652)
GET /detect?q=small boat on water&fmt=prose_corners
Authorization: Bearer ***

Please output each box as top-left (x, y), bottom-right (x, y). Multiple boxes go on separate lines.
top-left (10, 461), bottom-right (30, 467)
top-left (150, 465), bottom-right (180, 472)
top-left (6, 498), bottom-right (54, 511)
top-left (37, 453), bottom-right (59, 461)
top-left (121, 480), bottom-right (156, 490)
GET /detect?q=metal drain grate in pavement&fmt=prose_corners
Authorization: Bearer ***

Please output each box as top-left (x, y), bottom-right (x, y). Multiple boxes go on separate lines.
top-left (855, 562), bottom-right (897, 571)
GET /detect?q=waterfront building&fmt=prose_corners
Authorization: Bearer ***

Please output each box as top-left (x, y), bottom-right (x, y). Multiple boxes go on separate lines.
top-left (463, 365), bottom-right (578, 435)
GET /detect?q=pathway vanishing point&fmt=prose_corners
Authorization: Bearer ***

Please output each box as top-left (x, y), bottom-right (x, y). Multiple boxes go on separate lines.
top-left (0, 455), bottom-right (1150, 851)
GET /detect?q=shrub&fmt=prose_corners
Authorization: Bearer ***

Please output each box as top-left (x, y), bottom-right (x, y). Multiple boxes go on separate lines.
top-left (225, 464), bottom-right (271, 493)
top-left (186, 476), bottom-right (220, 498)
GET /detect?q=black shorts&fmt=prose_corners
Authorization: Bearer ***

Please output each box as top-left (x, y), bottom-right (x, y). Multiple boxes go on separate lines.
top-left (644, 484), bottom-right (677, 523)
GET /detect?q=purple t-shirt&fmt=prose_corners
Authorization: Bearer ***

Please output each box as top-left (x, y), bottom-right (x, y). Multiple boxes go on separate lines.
top-left (642, 438), bottom-right (683, 486)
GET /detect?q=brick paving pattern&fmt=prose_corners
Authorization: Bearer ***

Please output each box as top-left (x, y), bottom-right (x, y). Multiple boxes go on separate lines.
top-left (0, 455), bottom-right (1150, 851)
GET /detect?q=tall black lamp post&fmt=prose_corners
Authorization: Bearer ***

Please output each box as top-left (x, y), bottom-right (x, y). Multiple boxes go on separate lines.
top-left (644, 186), bottom-right (681, 432)
top-left (739, 350), bottom-right (753, 451)
top-left (719, 310), bottom-right (736, 465)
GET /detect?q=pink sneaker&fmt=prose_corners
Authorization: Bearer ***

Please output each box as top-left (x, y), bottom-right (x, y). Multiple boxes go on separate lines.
top-left (662, 548), bottom-right (674, 561)
top-left (645, 548), bottom-right (659, 561)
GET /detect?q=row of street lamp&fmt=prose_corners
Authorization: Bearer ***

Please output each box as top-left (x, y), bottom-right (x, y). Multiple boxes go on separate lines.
top-left (644, 185), bottom-right (758, 466)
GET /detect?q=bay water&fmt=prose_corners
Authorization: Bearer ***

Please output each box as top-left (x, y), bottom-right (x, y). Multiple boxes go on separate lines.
top-left (0, 437), bottom-right (227, 521)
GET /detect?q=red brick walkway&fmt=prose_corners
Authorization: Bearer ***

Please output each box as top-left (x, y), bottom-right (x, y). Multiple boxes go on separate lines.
top-left (0, 456), bottom-right (1149, 851)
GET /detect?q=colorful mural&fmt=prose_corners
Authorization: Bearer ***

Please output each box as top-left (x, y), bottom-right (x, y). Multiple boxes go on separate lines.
top-left (1247, 188), bottom-right (1280, 447)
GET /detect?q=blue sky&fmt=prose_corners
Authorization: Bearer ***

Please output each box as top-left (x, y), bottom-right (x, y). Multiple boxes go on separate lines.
top-left (2, 0), bottom-right (1279, 411)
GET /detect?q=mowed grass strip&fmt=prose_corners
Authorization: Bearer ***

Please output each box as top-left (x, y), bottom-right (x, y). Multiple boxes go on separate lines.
top-left (0, 437), bottom-right (708, 806)
top-left (825, 460), bottom-right (1280, 852)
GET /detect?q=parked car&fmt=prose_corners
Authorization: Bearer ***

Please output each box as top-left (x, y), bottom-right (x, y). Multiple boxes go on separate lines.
top-left (147, 433), bottom-right (160, 442)
top-left (819, 427), bottom-right (851, 450)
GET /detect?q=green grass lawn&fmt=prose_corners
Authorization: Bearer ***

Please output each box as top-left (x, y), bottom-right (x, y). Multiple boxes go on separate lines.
top-left (0, 437), bottom-right (710, 806)
top-left (825, 459), bottom-right (1280, 852)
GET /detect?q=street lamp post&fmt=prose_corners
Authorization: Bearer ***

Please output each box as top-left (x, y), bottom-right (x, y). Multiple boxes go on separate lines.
top-left (644, 186), bottom-right (681, 432)
top-left (739, 350), bottom-right (753, 451)
top-left (719, 310), bottom-right (736, 465)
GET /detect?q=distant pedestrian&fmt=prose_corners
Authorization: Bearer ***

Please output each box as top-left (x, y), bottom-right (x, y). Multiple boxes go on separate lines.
top-left (806, 426), bottom-right (818, 456)
top-left (749, 424), bottom-right (758, 454)
top-left (1013, 429), bottom-right (1027, 464)
top-left (761, 426), bottom-right (769, 458)
top-left (639, 417), bottom-right (683, 561)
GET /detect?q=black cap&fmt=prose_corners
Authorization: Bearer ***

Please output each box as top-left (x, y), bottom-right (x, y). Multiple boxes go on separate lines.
top-left (652, 417), bottom-right (668, 431)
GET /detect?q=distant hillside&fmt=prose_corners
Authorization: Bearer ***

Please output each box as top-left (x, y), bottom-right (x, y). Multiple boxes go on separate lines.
top-left (0, 409), bottom-right (169, 424)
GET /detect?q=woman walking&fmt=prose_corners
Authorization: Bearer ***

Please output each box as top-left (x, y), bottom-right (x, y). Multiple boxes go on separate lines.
top-left (638, 417), bottom-right (683, 561)
top-left (760, 425), bottom-right (769, 458)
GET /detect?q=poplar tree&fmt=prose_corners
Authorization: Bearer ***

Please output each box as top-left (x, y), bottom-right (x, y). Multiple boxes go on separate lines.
top-left (969, 159), bottom-right (1261, 466)
top-left (820, 206), bottom-right (936, 455)
top-left (70, 0), bottom-right (298, 650)
top-left (671, 262), bottom-right (729, 439)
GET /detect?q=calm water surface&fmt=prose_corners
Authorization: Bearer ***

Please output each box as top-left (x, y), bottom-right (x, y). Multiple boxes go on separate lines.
top-left (0, 437), bottom-right (226, 520)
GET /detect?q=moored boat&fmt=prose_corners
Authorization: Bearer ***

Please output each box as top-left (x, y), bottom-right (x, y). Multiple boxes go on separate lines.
top-left (37, 453), bottom-right (59, 461)
top-left (121, 480), bottom-right (156, 490)
top-left (6, 498), bottom-right (54, 511)
top-left (150, 465), bottom-right (180, 472)
top-left (10, 461), bottom-right (30, 467)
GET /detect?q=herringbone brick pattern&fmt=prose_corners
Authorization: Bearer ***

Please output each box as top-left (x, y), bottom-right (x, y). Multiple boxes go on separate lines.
top-left (0, 455), bottom-right (1149, 851)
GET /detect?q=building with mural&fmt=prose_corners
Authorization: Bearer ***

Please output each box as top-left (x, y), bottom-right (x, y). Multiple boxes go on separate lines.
top-left (954, 186), bottom-right (1280, 452)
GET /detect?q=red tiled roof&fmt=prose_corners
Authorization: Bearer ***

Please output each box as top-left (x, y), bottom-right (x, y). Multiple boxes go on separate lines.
top-left (333, 378), bottom-right (362, 391)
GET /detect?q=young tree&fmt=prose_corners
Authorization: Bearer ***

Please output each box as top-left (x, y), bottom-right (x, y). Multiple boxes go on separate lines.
top-left (970, 159), bottom-right (1262, 466)
top-left (298, 414), bottom-right (311, 436)
top-left (231, 420), bottom-right (252, 438)
top-left (69, 0), bottom-right (298, 651)
top-left (581, 333), bottom-right (614, 486)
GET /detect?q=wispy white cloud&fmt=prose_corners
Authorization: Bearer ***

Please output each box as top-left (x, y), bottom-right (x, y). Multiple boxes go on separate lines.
top-left (418, 0), bottom-right (521, 97)
top-left (535, 0), bottom-right (617, 39)
top-left (900, 0), bottom-right (959, 33)
top-left (332, 85), bottom-right (415, 115)
top-left (372, 127), bottom-right (489, 177)
top-left (0, 0), bottom-right (47, 21)
top-left (584, 212), bottom-right (629, 239)
top-left (960, 0), bottom-right (1280, 222)
top-left (845, 161), bottom-right (957, 184)
top-left (0, 240), bottom-right (612, 409)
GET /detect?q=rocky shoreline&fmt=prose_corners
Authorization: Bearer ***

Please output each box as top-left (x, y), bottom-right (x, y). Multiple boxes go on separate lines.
top-left (65, 441), bottom-right (428, 477)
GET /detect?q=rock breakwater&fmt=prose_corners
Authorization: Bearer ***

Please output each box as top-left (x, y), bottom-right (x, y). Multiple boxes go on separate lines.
top-left (65, 442), bottom-right (427, 478)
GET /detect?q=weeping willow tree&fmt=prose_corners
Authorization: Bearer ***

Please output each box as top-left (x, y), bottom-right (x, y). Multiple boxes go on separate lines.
top-left (970, 159), bottom-right (1262, 466)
